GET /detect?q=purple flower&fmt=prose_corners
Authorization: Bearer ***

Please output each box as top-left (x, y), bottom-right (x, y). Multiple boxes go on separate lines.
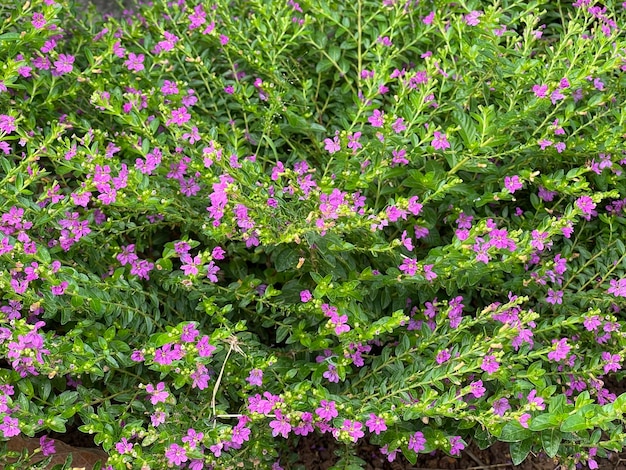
top-left (575, 195), bottom-right (596, 217)
top-left (399, 257), bottom-right (418, 276)
top-left (464, 10), bottom-right (483, 25)
top-left (315, 400), bottom-right (338, 421)
top-left (527, 389), bottom-right (545, 410)
top-left (115, 437), bottom-right (133, 454)
top-left (492, 398), bottom-right (510, 416)
top-left (436, 349), bottom-right (451, 364)
top-left (1, 416), bottom-right (20, 437)
top-left (269, 410), bottom-right (291, 438)
top-left (546, 289), bottom-right (563, 305)
top-left (480, 355), bottom-right (500, 374)
top-left (601, 352), bottom-right (621, 374)
top-left (408, 431), bottom-right (426, 453)
top-left (532, 84), bottom-right (548, 98)
top-left (504, 175), bottom-right (523, 193)
top-left (247, 368), bottom-right (263, 386)
top-left (449, 436), bottom-right (465, 455)
top-left (324, 135), bottom-right (341, 153)
top-left (0, 115), bottom-right (16, 134)
top-left (469, 380), bottom-right (486, 398)
top-left (341, 419), bottom-right (364, 442)
top-left (124, 52), bottom-right (145, 72)
top-left (519, 413), bottom-right (531, 428)
top-left (432, 131), bottom-right (450, 150)
top-left (365, 414), bottom-right (387, 435)
top-left (547, 338), bottom-right (570, 362)
top-left (165, 443), bottom-right (188, 466)
top-left (54, 54), bottom-right (74, 74)
top-left (368, 109), bottom-right (384, 127)
top-left (39, 435), bottom-right (56, 456)
top-left (300, 290), bottom-right (312, 302)
top-left (146, 382), bottom-right (169, 405)
top-left (206, 261), bottom-right (220, 282)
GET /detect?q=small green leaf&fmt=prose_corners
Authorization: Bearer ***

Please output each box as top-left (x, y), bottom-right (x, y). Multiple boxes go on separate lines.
top-left (541, 429), bottom-right (562, 458)
top-left (560, 414), bottom-right (587, 432)
top-left (500, 421), bottom-right (532, 442)
top-left (510, 439), bottom-right (532, 465)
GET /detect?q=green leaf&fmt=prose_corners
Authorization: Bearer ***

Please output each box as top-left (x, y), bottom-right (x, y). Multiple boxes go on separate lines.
top-left (499, 421), bottom-right (532, 442)
top-left (529, 413), bottom-right (560, 431)
top-left (560, 414), bottom-right (587, 432)
top-left (510, 439), bottom-right (532, 465)
top-left (541, 429), bottom-right (562, 458)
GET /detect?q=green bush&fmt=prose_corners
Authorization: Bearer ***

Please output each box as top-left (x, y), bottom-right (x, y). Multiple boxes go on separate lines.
top-left (0, 0), bottom-right (625, 468)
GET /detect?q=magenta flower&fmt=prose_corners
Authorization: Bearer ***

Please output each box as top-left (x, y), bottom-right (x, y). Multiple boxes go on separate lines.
top-left (408, 431), bottom-right (426, 453)
top-left (165, 443), bottom-right (188, 466)
top-left (432, 131), bottom-right (450, 150)
top-left (341, 419), bottom-right (364, 442)
top-left (365, 414), bottom-right (387, 435)
top-left (449, 436), bottom-right (465, 455)
top-left (315, 400), bottom-right (338, 421)
top-left (0, 115), bottom-right (16, 134)
top-left (146, 382), bottom-right (169, 405)
top-left (547, 338), bottom-right (570, 362)
top-left (469, 380), bottom-right (486, 398)
top-left (368, 109), bottom-right (384, 127)
top-left (247, 368), bottom-right (263, 386)
top-left (166, 106), bottom-right (191, 126)
top-left (480, 355), bottom-right (500, 374)
top-left (504, 175), bottom-right (523, 193)
top-left (124, 52), bottom-right (145, 72)
top-left (601, 352), bottom-right (622, 374)
top-left (269, 410), bottom-right (291, 438)
top-left (1, 416), bottom-right (20, 437)
top-left (532, 84), bottom-right (548, 98)
top-left (115, 437), bottom-right (133, 454)
top-left (492, 398), bottom-right (510, 416)
top-left (527, 389), bottom-right (545, 410)
top-left (32, 12), bottom-right (46, 28)
top-left (300, 290), bottom-right (312, 302)
top-left (399, 257), bottom-right (418, 276)
top-left (54, 54), bottom-right (74, 74)
top-left (464, 10), bottom-right (483, 25)
top-left (324, 135), bottom-right (341, 153)
top-left (436, 349), bottom-right (451, 364)
top-left (546, 289), bottom-right (563, 305)
top-left (519, 413), bottom-right (531, 428)
top-left (575, 195), bottom-right (596, 216)
top-left (39, 435), bottom-right (56, 456)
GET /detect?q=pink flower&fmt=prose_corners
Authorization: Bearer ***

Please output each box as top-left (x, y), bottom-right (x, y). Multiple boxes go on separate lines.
top-left (0, 115), bottom-right (16, 134)
top-left (124, 52), bottom-right (145, 72)
top-left (165, 443), bottom-right (188, 466)
top-left (146, 382), bottom-right (169, 405)
top-left (300, 290), bottom-right (312, 302)
top-left (269, 410), bottom-right (291, 438)
top-left (368, 109), bottom-right (384, 127)
top-left (480, 355), bottom-right (500, 374)
top-left (532, 84), bottom-right (548, 98)
top-left (54, 54), bottom-right (74, 74)
top-left (547, 338), bottom-right (570, 362)
top-left (431, 131), bottom-right (450, 150)
top-left (365, 414), bottom-right (387, 435)
top-left (341, 419), bottom-right (364, 442)
top-left (247, 368), bottom-right (263, 386)
top-left (39, 435), bottom-right (56, 456)
top-left (408, 431), bottom-right (426, 453)
top-left (504, 175), bottom-right (523, 193)
top-left (315, 400), bottom-right (338, 421)
top-left (324, 135), bottom-right (341, 153)
top-left (519, 413), bottom-right (531, 428)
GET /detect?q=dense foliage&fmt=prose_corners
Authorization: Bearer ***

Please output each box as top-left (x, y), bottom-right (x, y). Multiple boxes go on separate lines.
top-left (1, 0), bottom-right (625, 468)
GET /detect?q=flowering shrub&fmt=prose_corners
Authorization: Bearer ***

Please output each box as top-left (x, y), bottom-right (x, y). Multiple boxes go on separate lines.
top-left (1, 0), bottom-right (626, 469)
